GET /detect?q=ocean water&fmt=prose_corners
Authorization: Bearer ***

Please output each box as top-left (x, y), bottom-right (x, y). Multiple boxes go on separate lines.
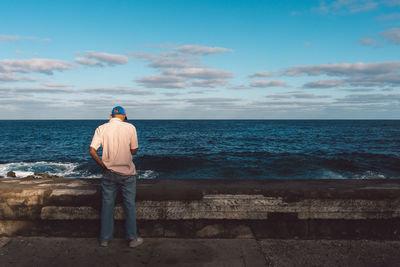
top-left (0, 120), bottom-right (399, 179)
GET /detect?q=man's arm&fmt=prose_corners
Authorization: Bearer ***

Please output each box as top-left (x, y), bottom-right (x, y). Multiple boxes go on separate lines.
top-left (130, 126), bottom-right (138, 155)
top-left (89, 147), bottom-right (108, 173)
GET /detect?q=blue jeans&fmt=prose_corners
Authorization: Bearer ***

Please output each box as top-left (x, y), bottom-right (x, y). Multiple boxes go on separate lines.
top-left (100, 171), bottom-right (138, 242)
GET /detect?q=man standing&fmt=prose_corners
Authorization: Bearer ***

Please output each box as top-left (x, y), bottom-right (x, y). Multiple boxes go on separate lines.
top-left (89, 106), bottom-right (143, 248)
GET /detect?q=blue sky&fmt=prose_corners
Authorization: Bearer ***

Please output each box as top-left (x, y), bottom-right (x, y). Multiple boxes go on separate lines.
top-left (1, 0), bottom-right (400, 119)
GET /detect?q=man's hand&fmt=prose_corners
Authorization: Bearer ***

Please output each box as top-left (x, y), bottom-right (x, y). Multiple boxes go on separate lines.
top-left (102, 167), bottom-right (110, 175)
top-left (89, 147), bottom-right (108, 173)
top-left (131, 148), bottom-right (138, 155)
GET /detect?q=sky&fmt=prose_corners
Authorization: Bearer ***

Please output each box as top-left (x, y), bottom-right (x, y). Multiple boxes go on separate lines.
top-left (0, 0), bottom-right (400, 119)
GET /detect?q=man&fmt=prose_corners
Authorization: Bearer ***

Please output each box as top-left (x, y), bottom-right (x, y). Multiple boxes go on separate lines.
top-left (89, 106), bottom-right (143, 248)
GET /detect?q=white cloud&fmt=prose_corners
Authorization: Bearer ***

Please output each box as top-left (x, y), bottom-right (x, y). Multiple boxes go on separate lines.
top-left (74, 57), bottom-right (102, 67)
top-left (230, 84), bottom-right (250, 90)
top-left (0, 35), bottom-right (20, 41)
top-left (0, 73), bottom-right (37, 83)
top-left (136, 75), bottom-right (187, 89)
top-left (131, 44), bottom-right (231, 69)
top-left (381, 28), bottom-right (400, 44)
top-left (377, 13), bottom-right (400, 20)
top-left (14, 50), bottom-right (39, 56)
top-left (302, 79), bottom-right (345, 88)
top-left (190, 79), bottom-right (228, 88)
top-left (80, 86), bottom-right (154, 95)
top-left (250, 80), bottom-right (288, 88)
top-left (0, 58), bottom-right (76, 75)
top-left (1, 84), bottom-right (149, 96)
top-left (75, 51), bottom-right (128, 67)
top-left (0, 35), bottom-right (50, 42)
top-left (163, 92), bottom-right (183, 97)
top-left (188, 89), bottom-right (217, 94)
top-left (163, 68), bottom-right (234, 79)
top-left (359, 38), bottom-right (380, 47)
top-left (254, 100), bottom-right (330, 106)
top-left (41, 83), bottom-right (71, 88)
top-left (341, 88), bottom-right (376, 92)
top-left (316, 0), bottom-right (378, 14)
top-left (176, 45), bottom-right (232, 55)
top-left (281, 61), bottom-right (400, 88)
top-left (284, 62), bottom-right (400, 76)
top-left (184, 97), bottom-right (242, 108)
top-left (85, 51), bottom-right (128, 65)
top-left (267, 92), bottom-right (331, 99)
top-left (249, 71), bottom-right (276, 78)
top-left (3, 85), bottom-right (73, 93)
top-left (383, 0), bottom-right (400, 7)
top-left (185, 97), bottom-right (240, 103)
top-left (132, 44), bottom-right (234, 89)
top-left (347, 72), bottom-right (400, 87)
top-left (130, 51), bottom-right (195, 68)
top-left (336, 93), bottom-right (400, 104)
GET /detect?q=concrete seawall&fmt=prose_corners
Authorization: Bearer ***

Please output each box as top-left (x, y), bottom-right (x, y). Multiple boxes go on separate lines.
top-left (0, 177), bottom-right (399, 239)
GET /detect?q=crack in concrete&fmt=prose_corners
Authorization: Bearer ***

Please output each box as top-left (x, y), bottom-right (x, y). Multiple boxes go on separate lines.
top-left (255, 239), bottom-right (274, 267)
top-left (0, 237), bottom-right (10, 249)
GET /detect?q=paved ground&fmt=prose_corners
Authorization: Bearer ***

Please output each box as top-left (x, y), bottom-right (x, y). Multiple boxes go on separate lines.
top-left (1, 237), bottom-right (400, 267)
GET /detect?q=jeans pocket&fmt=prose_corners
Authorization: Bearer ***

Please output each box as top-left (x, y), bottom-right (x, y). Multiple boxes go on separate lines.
top-left (120, 175), bottom-right (135, 186)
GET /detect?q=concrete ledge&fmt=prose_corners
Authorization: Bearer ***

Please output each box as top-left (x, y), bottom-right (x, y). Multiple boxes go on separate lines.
top-left (0, 177), bottom-right (399, 239)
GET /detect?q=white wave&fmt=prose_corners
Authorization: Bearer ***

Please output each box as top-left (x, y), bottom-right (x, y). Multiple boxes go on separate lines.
top-left (81, 174), bottom-right (103, 179)
top-left (319, 169), bottom-right (347, 179)
top-left (355, 171), bottom-right (386, 179)
top-left (0, 161), bottom-right (79, 178)
top-left (79, 170), bottom-right (158, 179)
top-left (319, 169), bottom-right (387, 179)
top-left (0, 162), bottom-right (158, 180)
top-left (137, 170), bottom-right (158, 179)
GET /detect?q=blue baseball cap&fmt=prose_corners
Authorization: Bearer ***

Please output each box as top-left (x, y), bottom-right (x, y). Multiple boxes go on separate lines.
top-left (111, 106), bottom-right (127, 120)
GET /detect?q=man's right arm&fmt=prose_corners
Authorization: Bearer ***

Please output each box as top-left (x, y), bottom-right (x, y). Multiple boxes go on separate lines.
top-left (89, 127), bottom-right (108, 173)
top-left (89, 147), bottom-right (109, 174)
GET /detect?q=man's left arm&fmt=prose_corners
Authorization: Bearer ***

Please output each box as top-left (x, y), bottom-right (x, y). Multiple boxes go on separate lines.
top-left (130, 126), bottom-right (138, 155)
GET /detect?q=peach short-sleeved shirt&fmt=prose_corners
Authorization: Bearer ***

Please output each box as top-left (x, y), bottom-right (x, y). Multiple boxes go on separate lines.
top-left (90, 118), bottom-right (138, 176)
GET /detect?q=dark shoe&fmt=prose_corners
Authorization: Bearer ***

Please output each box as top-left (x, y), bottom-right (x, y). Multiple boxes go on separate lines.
top-left (99, 240), bottom-right (109, 247)
top-left (128, 237), bottom-right (143, 248)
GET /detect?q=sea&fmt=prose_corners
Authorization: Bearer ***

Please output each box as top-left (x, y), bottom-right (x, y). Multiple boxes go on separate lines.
top-left (0, 120), bottom-right (399, 179)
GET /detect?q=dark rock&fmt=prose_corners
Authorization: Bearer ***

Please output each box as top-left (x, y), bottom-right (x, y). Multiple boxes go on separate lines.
top-left (230, 225), bottom-right (254, 238)
top-left (33, 172), bottom-right (63, 179)
top-left (196, 224), bottom-right (224, 238)
top-left (7, 171), bottom-right (16, 178)
top-left (34, 172), bottom-right (50, 179)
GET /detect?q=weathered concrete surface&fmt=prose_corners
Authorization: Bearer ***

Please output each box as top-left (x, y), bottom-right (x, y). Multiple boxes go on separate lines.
top-left (0, 178), bottom-right (400, 239)
top-left (1, 237), bottom-right (400, 267)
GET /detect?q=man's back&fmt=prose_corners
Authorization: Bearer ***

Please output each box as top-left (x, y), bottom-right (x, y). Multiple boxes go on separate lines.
top-left (90, 118), bottom-right (138, 175)
top-left (90, 106), bottom-right (142, 248)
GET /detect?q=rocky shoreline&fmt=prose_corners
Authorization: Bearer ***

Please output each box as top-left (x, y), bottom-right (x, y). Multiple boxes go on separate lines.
top-left (1, 171), bottom-right (64, 179)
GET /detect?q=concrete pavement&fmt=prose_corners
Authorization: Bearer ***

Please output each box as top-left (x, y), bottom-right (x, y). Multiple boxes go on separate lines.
top-left (1, 237), bottom-right (400, 267)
